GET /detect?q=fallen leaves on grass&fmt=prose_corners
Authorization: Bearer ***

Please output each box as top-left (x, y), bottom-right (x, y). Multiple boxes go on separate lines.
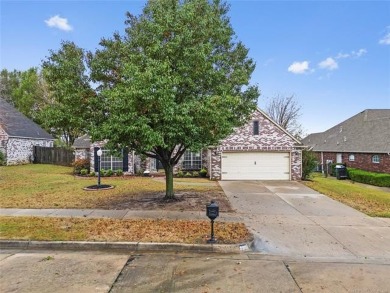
top-left (0, 216), bottom-right (252, 244)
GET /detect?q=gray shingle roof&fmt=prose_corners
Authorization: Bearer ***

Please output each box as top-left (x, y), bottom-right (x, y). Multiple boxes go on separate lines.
top-left (0, 98), bottom-right (54, 140)
top-left (302, 109), bottom-right (390, 153)
top-left (73, 134), bottom-right (91, 148)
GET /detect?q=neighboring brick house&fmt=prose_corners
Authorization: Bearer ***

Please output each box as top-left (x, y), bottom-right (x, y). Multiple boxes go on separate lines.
top-left (302, 109), bottom-right (390, 174)
top-left (0, 98), bottom-right (54, 165)
top-left (74, 108), bottom-right (303, 180)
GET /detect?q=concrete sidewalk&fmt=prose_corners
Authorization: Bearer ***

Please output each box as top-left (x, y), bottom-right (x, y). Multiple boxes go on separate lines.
top-left (1, 249), bottom-right (390, 293)
top-left (0, 208), bottom-right (240, 222)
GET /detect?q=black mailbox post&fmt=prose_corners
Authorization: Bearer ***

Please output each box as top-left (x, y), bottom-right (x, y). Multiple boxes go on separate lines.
top-left (206, 200), bottom-right (219, 243)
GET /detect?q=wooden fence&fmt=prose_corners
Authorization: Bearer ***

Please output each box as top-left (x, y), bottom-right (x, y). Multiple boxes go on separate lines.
top-left (33, 146), bottom-right (74, 166)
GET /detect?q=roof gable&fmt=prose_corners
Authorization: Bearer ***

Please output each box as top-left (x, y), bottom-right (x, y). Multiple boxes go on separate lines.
top-left (302, 109), bottom-right (390, 153)
top-left (0, 98), bottom-right (54, 140)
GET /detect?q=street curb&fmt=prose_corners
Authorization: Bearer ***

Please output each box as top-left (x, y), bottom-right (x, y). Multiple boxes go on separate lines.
top-left (0, 240), bottom-right (241, 254)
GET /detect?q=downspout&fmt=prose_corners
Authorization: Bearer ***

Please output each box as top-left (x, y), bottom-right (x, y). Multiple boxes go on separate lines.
top-left (208, 149), bottom-right (211, 180)
top-left (321, 152), bottom-right (324, 175)
top-left (132, 150), bottom-right (135, 175)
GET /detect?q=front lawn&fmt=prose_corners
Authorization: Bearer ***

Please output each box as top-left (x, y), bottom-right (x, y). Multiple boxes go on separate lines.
top-left (0, 164), bottom-right (246, 244)
top-left (303, 174), bottom-right (390, 217)
top-left (0, 164), bottom-right (230, 211)
top-left (0, 216), bottom-right (251, 244)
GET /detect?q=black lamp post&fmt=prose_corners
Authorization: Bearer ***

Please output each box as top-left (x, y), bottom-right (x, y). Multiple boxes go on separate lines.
top-left (206, 200), bottom-right (219, 243)
top-left (97, 148), bottom-right (102, 188)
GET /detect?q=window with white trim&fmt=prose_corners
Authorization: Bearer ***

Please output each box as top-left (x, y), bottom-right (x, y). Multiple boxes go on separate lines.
top-left (182, 151), bottom-right (202, 170)
top-left (101, 150), bottom-right (123, 170)
top-left (372, 155), bottom-right (380, 164)
top-left (348, 154), bottom-right (355, 162)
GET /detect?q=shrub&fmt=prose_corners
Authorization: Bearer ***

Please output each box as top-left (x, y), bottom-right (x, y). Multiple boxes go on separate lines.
top-left (192, 171), bottom-right (199, 177)
top-left (176, 170), bottom-right (184, 178)
top-left (348, 168), bottom-right (390, 187)
top-left (90, 171), bottom-right (96, 177)
top-left (301, 150), bottom-right (317, 180)
top-left (106, 169), bottom-right (114, 176)
top-left (115, 169), bottom-right (124, 176)
top-left (0, 151), bottom-right (6, 166)
top-left (72, 159), bottom-right (90, 174)
top-left (80, 169), bottom-right (88, 176)
top-left (199, 168), bottom-right (208, 178)
top-left (184, 172), bottom-right (192, 177)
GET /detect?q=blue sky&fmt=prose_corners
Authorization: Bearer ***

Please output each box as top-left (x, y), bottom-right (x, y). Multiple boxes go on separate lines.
top-left (1, 0), bottom-right (389, 135)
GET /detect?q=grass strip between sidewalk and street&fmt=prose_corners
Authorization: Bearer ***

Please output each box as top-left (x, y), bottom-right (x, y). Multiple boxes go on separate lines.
top-left (303, 175), bottom-right (390, 218)
top-left (0, 216), bottom-right (252, 244)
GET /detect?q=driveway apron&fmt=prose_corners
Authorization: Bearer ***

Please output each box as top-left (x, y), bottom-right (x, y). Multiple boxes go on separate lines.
top-left (219, 181), bottom-right (390, 260)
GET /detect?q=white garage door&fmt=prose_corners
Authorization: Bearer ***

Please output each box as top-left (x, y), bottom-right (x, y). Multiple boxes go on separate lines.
top-left (221, 152), bottom-right (290, 180)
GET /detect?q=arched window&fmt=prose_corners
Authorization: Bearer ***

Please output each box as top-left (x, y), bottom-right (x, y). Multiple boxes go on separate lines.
top-left (348, 154), bottom-right (355, 161)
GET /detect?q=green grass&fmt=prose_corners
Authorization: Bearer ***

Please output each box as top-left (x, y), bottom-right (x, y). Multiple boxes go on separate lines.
top-left (0, 164), bottom-right (217, 209)
top-left (303, 174), bottom-right (390, 217)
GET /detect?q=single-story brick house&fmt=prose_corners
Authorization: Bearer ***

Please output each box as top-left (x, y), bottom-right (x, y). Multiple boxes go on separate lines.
top-left (73, 108), bottom-right (303, 180)
top-left (0, 98), bottom-right (54, 165)
top-left (301, 109), bottom-right (390, 174)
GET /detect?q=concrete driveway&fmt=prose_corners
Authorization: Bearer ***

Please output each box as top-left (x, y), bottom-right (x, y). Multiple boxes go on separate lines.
top-left (219, 181), bottom-right (390, 260)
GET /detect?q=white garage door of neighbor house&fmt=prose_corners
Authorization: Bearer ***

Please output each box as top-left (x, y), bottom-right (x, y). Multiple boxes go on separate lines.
top-left (221, 152), bottom-right (290, 180)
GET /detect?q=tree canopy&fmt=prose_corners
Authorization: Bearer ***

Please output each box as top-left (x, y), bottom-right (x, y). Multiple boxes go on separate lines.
top-left (88, 0), bottom-right (260, 198)
top-left (41, 41), bottom-right (95, 146)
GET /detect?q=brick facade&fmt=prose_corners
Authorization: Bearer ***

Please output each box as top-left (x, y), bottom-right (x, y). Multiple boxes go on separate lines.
top-left (74, 109), bottom-right (303, 180)
top-left (314, 152), bottom-right (390, 174)
top-left (2, 136), bottom-right (53, 165)
top-left (210, 109), bottom-right (302, 180)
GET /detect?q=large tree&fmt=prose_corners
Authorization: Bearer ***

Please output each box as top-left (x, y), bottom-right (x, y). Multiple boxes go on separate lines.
top-left (0, 68), bottom-right (49, 122)
top-left (88, 0), bottom-right (259, 198)
top-left (11, 68), bottom-right (48, 121)
top-left (0, 69), bottom-right (21, 105)
top-left (41, 41), bottom-right (95, 146)
top-left (265, 94), bottom-right (304, 139)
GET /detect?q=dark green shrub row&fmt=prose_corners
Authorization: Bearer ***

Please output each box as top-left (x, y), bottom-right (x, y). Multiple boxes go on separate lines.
top-left (348, 168), bottom-right (390, 187)
top-left (176, 168), bottom-right (208, 178)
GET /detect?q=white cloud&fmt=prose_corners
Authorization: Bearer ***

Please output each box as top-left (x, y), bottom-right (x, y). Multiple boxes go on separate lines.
top-left (45, 15), bottom-right (73, 31)
top-left (352, 48), bottom-right (367, 57)
top-left (318, 57), bottom-right (338, 70)
top-left (336, 52), bottom-right (350, 59)
top-left (336, 48), bottom-right (367, 59)
top-left (287, 61), bottom-right (310, 74)
top-left (379, 31), bottom-right (390, 45)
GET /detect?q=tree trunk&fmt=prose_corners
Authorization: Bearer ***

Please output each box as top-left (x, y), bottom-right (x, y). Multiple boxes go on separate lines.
top-left (164, 164), bottom-right (175, 199)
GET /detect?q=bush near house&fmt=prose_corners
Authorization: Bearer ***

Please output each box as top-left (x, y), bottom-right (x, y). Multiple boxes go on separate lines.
top-left (72, 158), bottom-right (90, 175)
top-left (348, 168), bottom-right (390, 187)
top-left (0, 151), bottom-right (5, 166)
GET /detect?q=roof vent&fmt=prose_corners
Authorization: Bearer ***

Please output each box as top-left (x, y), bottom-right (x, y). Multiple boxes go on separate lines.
top-left (339, 126), bottom-right (343, 133)
top-left (344, 136), bottom-right (347, 142)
